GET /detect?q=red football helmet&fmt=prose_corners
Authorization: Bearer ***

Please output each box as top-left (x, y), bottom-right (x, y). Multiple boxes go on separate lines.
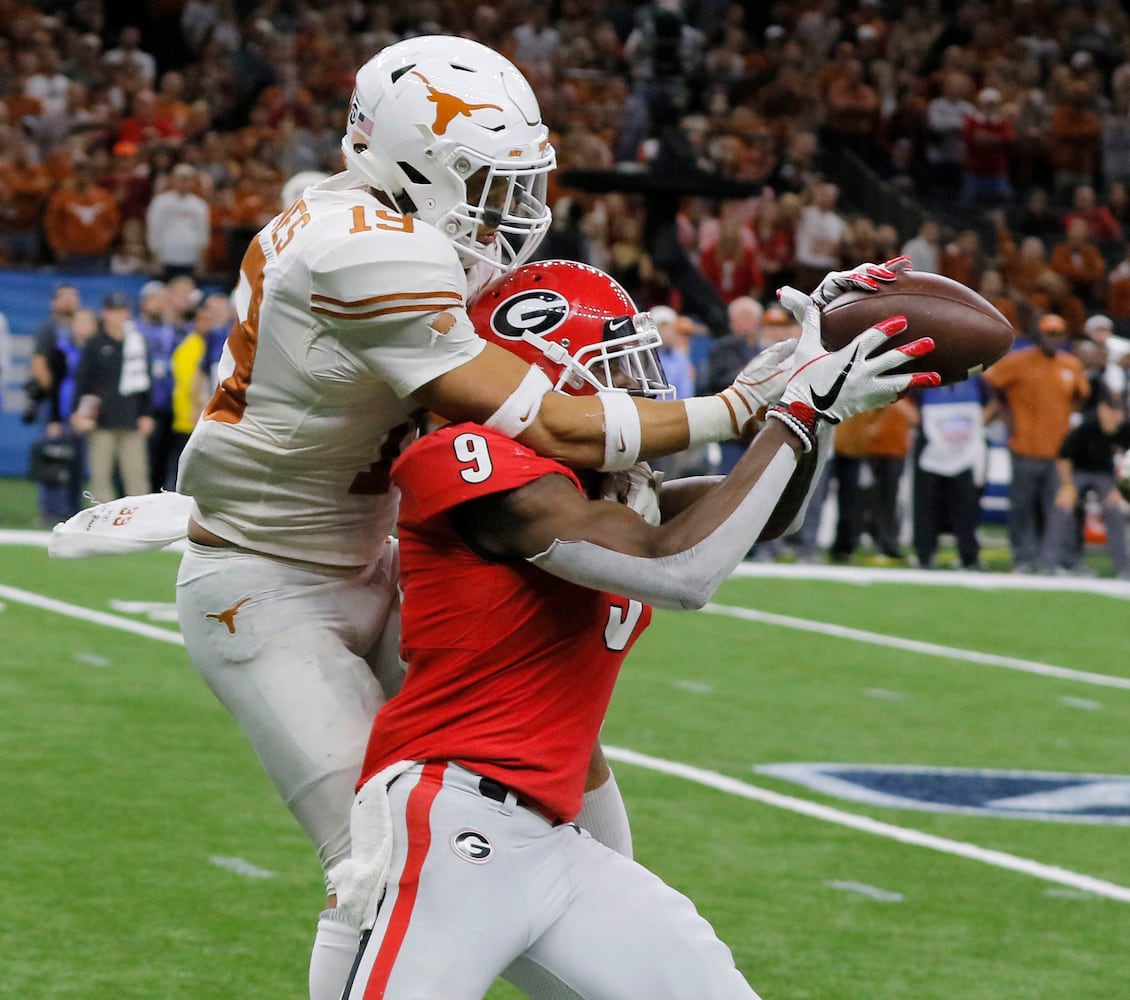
top-left (468, 259), bottom-right (675, 399)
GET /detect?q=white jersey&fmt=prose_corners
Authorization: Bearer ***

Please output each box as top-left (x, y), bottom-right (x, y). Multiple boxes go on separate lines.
top-left (178, 173), bottom-right (486, 566)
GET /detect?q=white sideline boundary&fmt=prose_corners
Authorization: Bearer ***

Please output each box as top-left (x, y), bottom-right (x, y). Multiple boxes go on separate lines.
top-left (603, 746), bottom-right (1130, 903)
top-left (2, 542), bottom-right (1128, 902)
top-left (702, 603), bottom-right (1130, 691)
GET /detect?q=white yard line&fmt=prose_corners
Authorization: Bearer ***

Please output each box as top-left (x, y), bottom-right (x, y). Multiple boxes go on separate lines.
top-left (604, 746), bottom-right (1130, 903)
top-left (702, 603), bottom-right (1130, 691)
top-left (0, 583), bottom-right (184, 646)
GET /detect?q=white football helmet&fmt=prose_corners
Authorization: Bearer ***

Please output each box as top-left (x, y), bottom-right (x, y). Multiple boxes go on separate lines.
top-left (342, 35), bottom-right (556, 271)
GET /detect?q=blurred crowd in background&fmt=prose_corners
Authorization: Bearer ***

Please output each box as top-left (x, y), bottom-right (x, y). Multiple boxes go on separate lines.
top-left (4, 0), bottom-right (1130, 575)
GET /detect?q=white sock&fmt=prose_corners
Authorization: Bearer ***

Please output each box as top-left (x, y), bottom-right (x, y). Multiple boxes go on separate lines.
top-left (575, 770), bottom-right (633, 859)
top-left (308, 907), bottom-right (360, 1000)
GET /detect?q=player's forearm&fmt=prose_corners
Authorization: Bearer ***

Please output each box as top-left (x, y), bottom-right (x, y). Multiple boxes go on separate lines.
top-left (529, 423), bottom-right (804, 609)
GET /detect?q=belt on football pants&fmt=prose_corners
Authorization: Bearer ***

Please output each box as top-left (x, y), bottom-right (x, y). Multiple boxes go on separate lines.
top-left (477, 775), bottom-right (563, 826)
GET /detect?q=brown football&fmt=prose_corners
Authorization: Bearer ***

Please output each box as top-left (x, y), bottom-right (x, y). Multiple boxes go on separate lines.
top-left (819, 270), bottom-right (1015, 385)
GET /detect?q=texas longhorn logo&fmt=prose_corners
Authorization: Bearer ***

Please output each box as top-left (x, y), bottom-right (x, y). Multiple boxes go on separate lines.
top-left (410, 71), bottom-right (502, 135)
top-left (206, 596), bottom-right (252, 636)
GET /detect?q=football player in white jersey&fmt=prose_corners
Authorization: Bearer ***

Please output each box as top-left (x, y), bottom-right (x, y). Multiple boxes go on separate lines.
top-left (171, 33), bottom-right (911, 1000)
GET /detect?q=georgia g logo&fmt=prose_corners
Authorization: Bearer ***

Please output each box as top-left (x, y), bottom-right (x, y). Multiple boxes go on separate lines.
top-left (491, 290), bottom-right (569, 340)
top-left (451, 829), bottom-right (494, 864)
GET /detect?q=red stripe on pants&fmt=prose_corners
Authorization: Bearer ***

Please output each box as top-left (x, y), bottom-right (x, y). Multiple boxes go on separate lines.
top-left (363, 761), bottom-right (447, 998)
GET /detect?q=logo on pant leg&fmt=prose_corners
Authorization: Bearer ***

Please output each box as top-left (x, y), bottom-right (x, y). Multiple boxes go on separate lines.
top-left (452, 829), bottom-right (493, 863)
top-left (205, 596), bottom-right (252, 635)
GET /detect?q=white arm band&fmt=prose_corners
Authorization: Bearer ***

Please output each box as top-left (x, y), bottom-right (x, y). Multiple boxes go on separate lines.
top-left (597, 390), bottom-right (642, 471)
top-left (682, 395), bottom-right (736, 447)
top-left (528, 442), bottom-right (797, 610)
top-left (483, 365), bottom-right (554, 438)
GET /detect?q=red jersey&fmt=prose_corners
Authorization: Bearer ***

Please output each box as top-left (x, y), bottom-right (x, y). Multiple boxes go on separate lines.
top-left (360, 425), bottom-right (652, 823)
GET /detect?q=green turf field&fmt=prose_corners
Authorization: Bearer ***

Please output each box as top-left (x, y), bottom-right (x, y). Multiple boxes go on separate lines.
top-left (1, 501), bottom-right (1128, 998)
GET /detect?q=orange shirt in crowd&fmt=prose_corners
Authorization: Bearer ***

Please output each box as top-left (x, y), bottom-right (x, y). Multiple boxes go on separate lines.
top-left (43, 181), bottom-right (122, 259)
top-left (982, 346), bottom-right (1089, 458)
top-left (833, 410), bottom-right (875, 458)
top-left (1107, 265), bottom-right (1130, 320)
top-left (864, 398), bottom-right (917, 459)
top-left (1049, 238), bottom-right (1106, 288)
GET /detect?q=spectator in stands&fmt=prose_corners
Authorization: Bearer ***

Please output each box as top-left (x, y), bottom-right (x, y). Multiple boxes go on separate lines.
top-left (511, 2), bottom-right (560, 67)
top-left (793, 182), bottom-right (846, 292)
top-left (1032, 271), bottom-right (1088, 336)
top-left (650, 305), bottom-right (710, 478)
top-left (822, 56), bottom-right (881, 161)
top-left (1046, 385), bottom-right (1130, 579)
top-left (43, 161), bottom-right (120, 271)
top-left (1082, 313), bottom-right (1130, 404)
top-left (1049, 79), bottom-right (1103, 197)
top-left (118, 88), bottom-right (183, 147)
top-left (992, 209), bottom-right (1054, 303)
top-left (167, 296), bottom-right (214, 485)
top-left (983, 312), bottom-right (1090, 573)
top-left (101, 141), bottom-right (154, 225)
top-left (978, 268), bottom-right (1023, 332)
top-left (703, 296), bottom-right (764, 475)
top-left (699, 211), bottom-right (765, 304)
top-left (135, 281), bottom-right (179, 491)
top-left (1050, 218), bottom-right (1106, 310)
top-left (752, 194), bottom-right (798, 291)
top-left (827, 409), bottom-right (873, 563)
top-left (71, 292), bottom-right (154, 503)
top-left (103, 25), bottom-right (157, 87)
top-left (1063, 184), bottom-right (1124, 245)
top-left (1013, 187), bottom-right (1062, 248)
top-left (145, 163), bottom-right (211, 279)
top-left (0, 139), bottom-right (52, 264)
top-left (959, 87), bottom-right (1014, 206)
top-left (1106, 247), bottom-right (1130, 335)
top-left (911, 378), bottom-right (989, 570)
top-left (862, 399), bottom-right (917, 560)
top-left (900, 217), bottom-right (941, 272)
top-left (29, 287), bottom-right (88, 522)
top-left (925, 71), bottom-right (974, 194)
top-left (940, 227), bottom-right (983, 288)
top-left (1012, 88), bottom-right (1053, 195)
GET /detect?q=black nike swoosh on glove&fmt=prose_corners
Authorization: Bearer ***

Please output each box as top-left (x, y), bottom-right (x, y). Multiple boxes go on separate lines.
top-left (811, 343), bottom-right (862, 411)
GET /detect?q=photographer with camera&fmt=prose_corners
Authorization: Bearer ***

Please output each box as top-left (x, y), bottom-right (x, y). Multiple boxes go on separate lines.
top-left (27, 287), bottom-right (92, 524)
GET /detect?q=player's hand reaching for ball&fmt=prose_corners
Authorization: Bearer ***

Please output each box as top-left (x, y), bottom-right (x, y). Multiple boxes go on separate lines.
top-left (766, 285), bottom-right (939, 450)
top-left (716, 338), bottom-right (798, 437)
top-left (810, 255), bottom-right (913, 309)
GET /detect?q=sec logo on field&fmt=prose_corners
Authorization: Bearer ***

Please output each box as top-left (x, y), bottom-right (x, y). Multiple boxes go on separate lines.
top-left (452, 829), bottom-right (494, 863)
top-left (756, 764), bottom-right (1130, 825)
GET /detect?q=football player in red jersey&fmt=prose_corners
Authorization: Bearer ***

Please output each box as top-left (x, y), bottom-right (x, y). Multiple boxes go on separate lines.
top-left (334, 260), bottom-right (937, 999)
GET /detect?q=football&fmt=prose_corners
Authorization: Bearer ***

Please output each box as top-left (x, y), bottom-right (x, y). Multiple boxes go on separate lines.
top-left (819, 270), bottom-right (1015, 385)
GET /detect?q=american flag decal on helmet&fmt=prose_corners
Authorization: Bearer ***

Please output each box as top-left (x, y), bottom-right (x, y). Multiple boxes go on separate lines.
top-left (348, 93), bottom-right (374, 137)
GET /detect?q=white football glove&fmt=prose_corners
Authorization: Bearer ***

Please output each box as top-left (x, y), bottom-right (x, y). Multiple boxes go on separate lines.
top-left (716, 337), bottom-right (798, 437)
top-left (600, 461), bottom-right (664, 526)
top-left (810, 255), bottom-right (912, 309)
top-left (767, 286), bottom-right (938, 451)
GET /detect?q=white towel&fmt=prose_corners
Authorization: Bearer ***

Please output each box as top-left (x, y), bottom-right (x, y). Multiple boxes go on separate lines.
top-left (329, 760), bottom-right (416, 931)
top-left (49, 491), bottom-right (194, 558)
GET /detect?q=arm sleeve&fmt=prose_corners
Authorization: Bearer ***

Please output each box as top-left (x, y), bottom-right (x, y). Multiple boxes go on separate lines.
top-left (528, 441), bottom-right (798, 610)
